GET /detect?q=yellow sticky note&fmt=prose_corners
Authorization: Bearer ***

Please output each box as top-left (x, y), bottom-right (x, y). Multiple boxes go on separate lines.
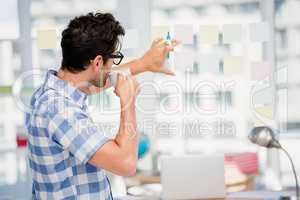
top-left (36, 29), bottom-right (57, 49)
top-left (151, 26), bottom-right (170, 41)
top-left (223, 56), bottom-right (242, 75)
top-left (254, 105), bottom-right (274, 120)
top-left (199, 25), bottom-right (219, 44)
top-left (253, 118), bottom-right (266, 127)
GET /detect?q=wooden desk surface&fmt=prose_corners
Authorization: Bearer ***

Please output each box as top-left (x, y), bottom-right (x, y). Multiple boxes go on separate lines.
top-left (116, 190), bottom-right (294, 200)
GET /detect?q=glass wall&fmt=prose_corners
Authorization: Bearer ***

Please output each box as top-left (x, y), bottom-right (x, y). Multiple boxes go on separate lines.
top-left (151, 0), bottom-right (262, 155)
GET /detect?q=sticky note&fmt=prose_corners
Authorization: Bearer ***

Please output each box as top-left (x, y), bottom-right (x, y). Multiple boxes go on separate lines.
top-left (253, 118), bottom-right (265, 127)
top-left (223, 56), bottom-right (242, 75)
top-left (251, 61), bottom-right (271, 81)
top-left (198, 54), bottom-right (219, 73)
top-left (173, 50), bottom-right (194, 70)
top-left (252, 88), bottom-right (273, 105)
top-left (122, 29), bottom-right (139, 49)
top-left (254, 105), bottom-right (274, 120)
top-left (0, 0), bottom-right (19, 39)
top-left (173, 24), bottom-right (194, 44)
top-left (198, 25), bottom-right (219, 44)
top-left (249, 43), bottom-right (263, 61)
top-left (151, 26), bottom-right (170, 41)
top-left (222, 24), bottom-right (242, 44)
top-left (277, 67), bottom-right (288, 84)
top-left (249, 22), bottom-right (270, 42)
top-left (36, 29), bottom-right (57, 49)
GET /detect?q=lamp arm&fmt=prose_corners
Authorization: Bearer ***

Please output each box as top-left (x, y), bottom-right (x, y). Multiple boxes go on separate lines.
top-left (281, 146), bottom-right (299, 200)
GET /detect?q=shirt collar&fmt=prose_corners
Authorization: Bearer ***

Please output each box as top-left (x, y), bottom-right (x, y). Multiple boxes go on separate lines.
top-left (43, 70), bottom-right (88, 106)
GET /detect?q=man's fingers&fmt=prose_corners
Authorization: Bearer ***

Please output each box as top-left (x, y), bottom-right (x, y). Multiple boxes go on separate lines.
top-left (152, 38), bottom-right (164, 46)
top-left (153, 38), bottom-right (180, 48)
top-left (88, 85), bottom-right (101, 94)
top-left (117, 73), bottom-right (126, 81)
top-left (157, 40), bottom-right (167, 47)
top-left (158, 67), bottom-right (175, 76)
top-left (171, 39), bottom-right (180, 47)
top-left (163, 45), bottom-right (174, 56)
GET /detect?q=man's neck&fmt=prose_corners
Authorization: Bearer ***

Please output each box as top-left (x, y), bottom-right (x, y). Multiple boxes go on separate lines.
top-left (57, 69), bottom-right (91, 94)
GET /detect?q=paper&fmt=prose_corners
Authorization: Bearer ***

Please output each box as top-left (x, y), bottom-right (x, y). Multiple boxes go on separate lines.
top-left (123, 29), bottom-right (139, 49)
top-left (252, 88), bottom-right (273, 105)
top-left (0, 0), bottom-right (19, 39)
top-left (249, 22), bottom-right (270, 42)
top-left (151, 26), bottom-right (170, 41)
top-left (173, 24), bottom-right (193, 44)
top-left (223, 56), bottom-right (242, 75)
top-left (173, 50), bottom-right (194, 71)
top-left (36, 29), bottom-right (57, 49)
top-left (254, 105), bottom-right (274, 120)
top-left (222, 24), bottom-right (242, 44)
top-left (198, 54), bottom-right (219, 73)
top-left (251, 61), bottom-right (271, 81)
top-left (198, 25), bottom-right (219, 44)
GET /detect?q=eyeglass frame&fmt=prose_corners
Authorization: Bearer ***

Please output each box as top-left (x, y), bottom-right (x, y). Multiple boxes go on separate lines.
top-left (102, 51), bottom-right (124, 65)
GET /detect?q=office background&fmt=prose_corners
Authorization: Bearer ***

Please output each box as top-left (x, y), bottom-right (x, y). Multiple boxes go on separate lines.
top-left (0, 0), bottom-right (300, 199)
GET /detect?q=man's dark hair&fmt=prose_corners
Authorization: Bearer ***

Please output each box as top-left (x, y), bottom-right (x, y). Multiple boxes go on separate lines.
top-left (60, 12), bottom-right (125, 73)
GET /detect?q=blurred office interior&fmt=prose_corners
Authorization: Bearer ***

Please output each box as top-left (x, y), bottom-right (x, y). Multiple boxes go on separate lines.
top-left (0, 0), bottom-right (300, 199)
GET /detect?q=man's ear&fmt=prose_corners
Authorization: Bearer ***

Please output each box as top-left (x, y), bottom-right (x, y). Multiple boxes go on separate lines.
top-left (90, 55), bottom-right (103, 72)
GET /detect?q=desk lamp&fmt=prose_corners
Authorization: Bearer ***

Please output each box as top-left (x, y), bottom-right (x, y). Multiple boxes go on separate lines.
top-left (249, 126), bottom-right (299, 200)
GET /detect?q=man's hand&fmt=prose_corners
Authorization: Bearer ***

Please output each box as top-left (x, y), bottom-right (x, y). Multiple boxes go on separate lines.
top-left (118, 38), bottom-right (179, 76)
top-left (89, 73), bottom-right (140, 176)
top-left (114, 74), bottom-right (140, 107)
top-left (139, 38), bottom-right (179, 75)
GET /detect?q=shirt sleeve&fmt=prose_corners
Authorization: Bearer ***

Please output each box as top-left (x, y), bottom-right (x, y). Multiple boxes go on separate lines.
top-left (48, 100), bottom-right (111, 164)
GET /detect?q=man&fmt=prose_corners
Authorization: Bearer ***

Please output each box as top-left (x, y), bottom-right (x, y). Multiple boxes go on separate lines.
top-left (26, 12), bottom-right (176, 199)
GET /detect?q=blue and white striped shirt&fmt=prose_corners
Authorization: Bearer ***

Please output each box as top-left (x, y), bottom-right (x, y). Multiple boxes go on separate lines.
top-left (26, 70), bottom-right (112, 199)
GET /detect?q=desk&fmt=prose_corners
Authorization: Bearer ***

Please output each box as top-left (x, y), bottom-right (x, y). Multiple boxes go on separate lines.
top-left (116, 190), bottom-right (295, 200)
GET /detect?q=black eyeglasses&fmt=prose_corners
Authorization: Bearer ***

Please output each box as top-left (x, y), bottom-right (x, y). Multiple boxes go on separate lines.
top-left (104, 51), bottom-right (124, 65)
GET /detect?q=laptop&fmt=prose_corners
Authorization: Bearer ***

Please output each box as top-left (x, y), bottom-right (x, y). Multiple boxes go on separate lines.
top-left (160, 154), bottom-right (226, 200)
